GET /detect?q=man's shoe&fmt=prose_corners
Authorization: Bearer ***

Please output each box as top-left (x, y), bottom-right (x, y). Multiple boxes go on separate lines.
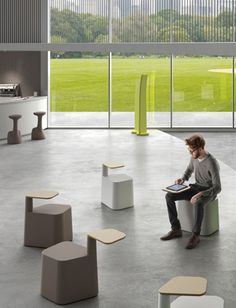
top-left (185, 233), bottom-right (200, 249)
top-left (160, 229), bottom-right (182, 241)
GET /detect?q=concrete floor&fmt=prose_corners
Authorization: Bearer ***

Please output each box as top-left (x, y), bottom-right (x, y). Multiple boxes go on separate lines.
top-left (0, 129), bottom-right (235, 307)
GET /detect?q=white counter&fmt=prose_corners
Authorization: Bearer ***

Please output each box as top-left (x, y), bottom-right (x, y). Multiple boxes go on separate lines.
top-left (0, 96), bottom-right (47, 139)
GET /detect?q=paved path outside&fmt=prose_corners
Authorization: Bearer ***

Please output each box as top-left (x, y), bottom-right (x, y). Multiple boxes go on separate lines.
top-left (49, 111), bottom-right (234, 127)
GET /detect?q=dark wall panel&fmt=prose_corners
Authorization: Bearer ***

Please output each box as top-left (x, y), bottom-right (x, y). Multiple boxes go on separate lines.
top-left (0, 52), bottom-right (41, 97)
top-left (0, 0), bottom-right (41, 43)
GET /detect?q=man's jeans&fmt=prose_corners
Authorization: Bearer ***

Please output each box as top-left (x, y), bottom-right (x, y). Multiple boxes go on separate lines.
top-left (165, 184), bottom-right (214, 234)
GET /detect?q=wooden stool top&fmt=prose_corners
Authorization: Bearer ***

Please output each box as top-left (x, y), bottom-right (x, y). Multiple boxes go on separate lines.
top-left (9, 114), bottom-right (22, 120)
top-left (103, 163), bottom-right (125, 169)
top-left (26, 191), bottom-right (59, 199)
top-left (88, 228), bottom-right (126, 244)
top-left (159, 276), bottom-right (207, 296)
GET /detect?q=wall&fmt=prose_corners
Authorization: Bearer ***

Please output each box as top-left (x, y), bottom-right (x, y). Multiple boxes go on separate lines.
top-left (0, 0), bottom-right (48, 97)
top-left (0, 0), bottom-right (41, 43)
top-left (0, 52), bottom-right (41, 97)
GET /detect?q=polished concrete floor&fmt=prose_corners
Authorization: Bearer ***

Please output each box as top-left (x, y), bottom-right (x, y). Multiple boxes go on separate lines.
top-left (0, 129), bottom-right (236, 308)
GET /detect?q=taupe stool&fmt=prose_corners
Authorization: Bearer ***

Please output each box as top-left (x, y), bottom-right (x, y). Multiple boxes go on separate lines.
top-left (41, 229), bottom-right (126, 304)
top-left (31, 111), bottom-right (46, 140)
top-left (24, 191), bottom-right (73, 248)
top-left (177, 198), bottom-right (219, 236)
top-left (7, 114), bottom-right (22, 144)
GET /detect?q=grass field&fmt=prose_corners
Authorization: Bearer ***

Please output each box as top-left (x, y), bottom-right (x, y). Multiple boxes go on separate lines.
top-left (50, 57), bottom-right (233, 112)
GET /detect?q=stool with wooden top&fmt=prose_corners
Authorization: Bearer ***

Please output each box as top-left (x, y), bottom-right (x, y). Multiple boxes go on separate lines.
top-left (158, 276), bottom-right (224, 308)
top-left (101, 163), bottom-right (134, 210)
top-left (158, 276), bottom-right (207, 308)
top-left (24, 191), bottom-right (72, 248)
top-left (41, 228), bottom-right (126, 304)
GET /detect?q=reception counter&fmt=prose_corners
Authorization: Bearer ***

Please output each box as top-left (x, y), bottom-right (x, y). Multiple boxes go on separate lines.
top-left (0, 96), bottom-right (47, 140)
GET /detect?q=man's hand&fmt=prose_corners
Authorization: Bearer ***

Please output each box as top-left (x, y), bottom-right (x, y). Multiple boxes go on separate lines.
top-left (175, 178), bottom-right (184, 185)
top-left (190, 192), bottom-right (203, 204)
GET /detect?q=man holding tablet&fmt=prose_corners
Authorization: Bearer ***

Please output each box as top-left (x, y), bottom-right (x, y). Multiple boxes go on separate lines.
top-left (160, 134), bottom-right (221, 249)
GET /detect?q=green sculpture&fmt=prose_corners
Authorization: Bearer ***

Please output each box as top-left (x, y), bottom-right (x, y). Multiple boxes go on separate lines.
top-left (132, 74), bottom-right (149, 136)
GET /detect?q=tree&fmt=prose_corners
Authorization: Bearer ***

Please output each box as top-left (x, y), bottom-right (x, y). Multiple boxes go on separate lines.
top-left (157, 26), bottom-right (191, 42)
top-left (50, 35), bottom-right (67, 58)
top-left (50, 9), bottom-right (108, 43)
top-left (216, 11), bottom-right (235, 28)
top-left (203, 25), bottom-right (232, 42)
top-left (113, 15), bottom-right (158, 42)
top-left (51, 9), bottom-right (77, 42)
top-left (82, 14), bottom-right (108, 42)
top-left (157, 9), bottom-right (180, 23)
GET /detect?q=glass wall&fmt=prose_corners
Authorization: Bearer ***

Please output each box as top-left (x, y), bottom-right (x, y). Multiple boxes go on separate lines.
top-left (234, 56), bottom-right (236, 127)
top-left (48, 0), bottom-right (236, 128)
top-left (172, 55), bottom-right (233, 127)
top-left (49, 52), bottom-right (235, 128)
top-left (50, 52), bottom-right (108, 127)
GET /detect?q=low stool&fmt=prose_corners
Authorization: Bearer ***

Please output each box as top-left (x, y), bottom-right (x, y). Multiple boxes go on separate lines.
top-left (24, 191), bottom-right (73, 248)
top-left (41, 229), bottom-right (126, 304)
top-left (158, 276), bottom-right (207, 308)
top-left (177, 198), bottom-right (219, 236)
top-left (101, 163), bottom-right (134, 210)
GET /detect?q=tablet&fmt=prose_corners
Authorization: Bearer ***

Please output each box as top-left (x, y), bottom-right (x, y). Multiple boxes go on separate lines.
top-left (162, 184), bottom-right (190, 193)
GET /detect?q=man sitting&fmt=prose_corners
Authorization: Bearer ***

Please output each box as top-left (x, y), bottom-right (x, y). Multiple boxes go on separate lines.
top-left (160, 134), bottom-right (221, 249)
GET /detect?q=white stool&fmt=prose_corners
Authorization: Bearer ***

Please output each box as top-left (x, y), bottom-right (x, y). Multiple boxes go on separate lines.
top-left (171, 295), bottom-right (224, 308)
top-left (158, 276), bottom-right (207, 308)
top-left (177, 198), bottom-right (219, 236)
top-left (101, 163), bottom-right (134, 210)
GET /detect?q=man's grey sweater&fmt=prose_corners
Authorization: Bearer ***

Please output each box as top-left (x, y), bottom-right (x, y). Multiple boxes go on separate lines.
top-left (182, 153), bottom-right (221, 199)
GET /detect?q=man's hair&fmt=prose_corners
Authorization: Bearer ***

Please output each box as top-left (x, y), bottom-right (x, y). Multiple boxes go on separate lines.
top-left (185, 134), bottom-right (205, 149)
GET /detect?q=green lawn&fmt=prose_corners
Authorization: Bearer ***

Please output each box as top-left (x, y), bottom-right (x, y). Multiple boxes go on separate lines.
top-left (50, 57), bottom-right (233, 112)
